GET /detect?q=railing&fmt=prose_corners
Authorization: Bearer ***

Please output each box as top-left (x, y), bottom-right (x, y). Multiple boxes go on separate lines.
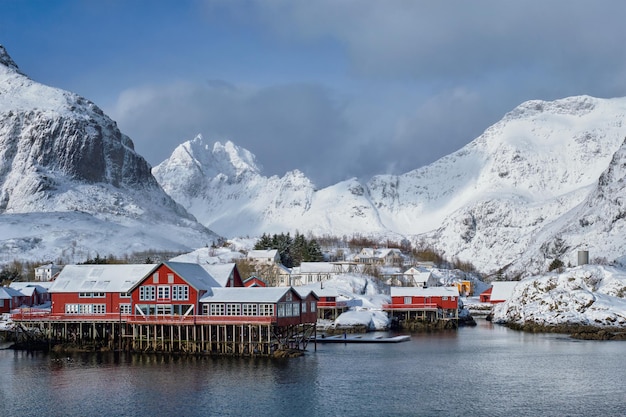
top-left (317, 301), bottom-right (348, 308)
top-left (382, 303), bottom-right (439, 311)
top-left (128, 315), bottom-right (276, 325)
top-left (10, 311), bottom-right (279, 325)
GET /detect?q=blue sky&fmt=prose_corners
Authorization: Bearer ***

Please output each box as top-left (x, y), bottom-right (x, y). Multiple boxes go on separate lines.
top-left (3, 0), bottom-right (626, 187)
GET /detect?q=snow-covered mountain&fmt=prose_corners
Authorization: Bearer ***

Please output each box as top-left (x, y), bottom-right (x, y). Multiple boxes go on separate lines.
top-left (155, 96), bottom-right (626, 276)
top-left (0, 46), bottom-right (218, 262)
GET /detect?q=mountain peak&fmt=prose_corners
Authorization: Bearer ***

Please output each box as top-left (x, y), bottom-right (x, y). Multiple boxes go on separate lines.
top-left (0, 45), bottom-right (22, 73)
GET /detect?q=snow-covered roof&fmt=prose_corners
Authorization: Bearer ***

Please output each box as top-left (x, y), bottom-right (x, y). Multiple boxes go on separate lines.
top-left (49, 264), bottom-right (158, 293)
top-left (201, 263), bottom-right (236, 287)
top-left (299, 262), bottom-right (335, 273)
top-left (9, 282), bottom-right (49, 294)
top-left (390, 286), bottom-right (459, 297)
top-left (404, 271), bottom-right (433, 284)
top-left (248, 249), bottom-right (278, 259)
top-left (200, 287), bottom-right (294, 303)
top-left (490, 281), bottom-right (519, 302)
top-left (0, 286), bottom-right (25, 299)
top-left (164, 262), bottom-right (221, 290)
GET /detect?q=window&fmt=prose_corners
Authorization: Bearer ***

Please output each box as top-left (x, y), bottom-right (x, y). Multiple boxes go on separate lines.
top-left (310, 302), bottom-right (316, 313)
top-left (139, 286), bottom-right (155, 301)
top-left (93, 292), bottom-right (105, 298)
top-left (302, 302), bottom-right (307, 313)
top-left (172, 285), bottom-right (189, 301)
top-left (291, 303), bottom-right (300, 316)
top-left (156, 305), bottom-right (172, 315)
top-left (404, 296), bottom-right (412, 305)
top-left (93, 304), bottom-right (106, 314)
top-left (260, 304), bottom-right (274, 316)
top-left (152, 272), bottom-right (159, 284)
top-left (202, 304), bottom-right (209, 315)
top-left (157, 286), bottom-right (170, 300)
top-left (119, 292), bottom-right (131, 298)
top-left (226, 303), bottom-right (241, 315)
top-left (210, 304), bottom-right (225, 315)
top-left (277, 303), bottom-right (285, 317)
top-left (119, 304), bottom-right (132, 314)
top-left (242, 304), bottom-right (258, 316)
top-left (79, 292), bottom-right (90, 298)
top-left (442, 296), bottom-right (448, 301)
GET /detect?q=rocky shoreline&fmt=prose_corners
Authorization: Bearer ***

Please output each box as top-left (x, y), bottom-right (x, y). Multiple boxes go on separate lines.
top-left (503, 321), bottom-right (626, 340)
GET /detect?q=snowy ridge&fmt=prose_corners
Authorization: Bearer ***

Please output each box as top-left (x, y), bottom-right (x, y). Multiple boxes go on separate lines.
top-left (155, 96), bottom-right (626, 275)
top-left (0, 46), bottom-right (218, 261)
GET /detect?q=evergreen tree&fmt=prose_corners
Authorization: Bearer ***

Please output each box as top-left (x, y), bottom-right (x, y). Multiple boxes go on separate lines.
top-left (254, 233), bottom-right (273, 250)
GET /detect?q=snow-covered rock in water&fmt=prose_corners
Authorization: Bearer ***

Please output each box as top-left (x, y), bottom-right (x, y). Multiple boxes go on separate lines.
top-left (492, 265), bottom-right (626, 327)
top-left (334, 309), bottom-right (390, 331)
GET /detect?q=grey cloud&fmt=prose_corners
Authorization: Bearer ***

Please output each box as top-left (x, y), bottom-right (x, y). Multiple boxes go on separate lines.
top-left (109, 81), bottom-right (351, 187)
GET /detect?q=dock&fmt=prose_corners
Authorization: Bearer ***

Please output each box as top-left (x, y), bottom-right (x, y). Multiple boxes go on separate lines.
top-left (315, 334), bottom-right (410, 343)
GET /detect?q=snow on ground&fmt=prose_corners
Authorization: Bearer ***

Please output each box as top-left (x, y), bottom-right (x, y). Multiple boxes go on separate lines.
top-left (492, 265), bottom-right (626, 327)
top-left (296, 273), bottom-right (391, 330)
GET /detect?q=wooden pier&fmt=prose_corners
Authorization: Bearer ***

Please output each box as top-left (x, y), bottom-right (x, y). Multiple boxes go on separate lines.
top-left (10, 314), bottom-right (316, 356)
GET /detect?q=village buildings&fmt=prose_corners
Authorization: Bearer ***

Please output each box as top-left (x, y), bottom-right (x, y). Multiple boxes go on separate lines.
top-left (10, 261), bottom-right (318, 356)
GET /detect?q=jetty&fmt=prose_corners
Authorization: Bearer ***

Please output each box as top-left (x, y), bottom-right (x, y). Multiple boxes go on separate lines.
top-left (316, 334), bottom-right (410, 343)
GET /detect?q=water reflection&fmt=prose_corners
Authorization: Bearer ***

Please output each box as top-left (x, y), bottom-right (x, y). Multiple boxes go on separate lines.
top-left (1, 320), bottom-right (625, 417)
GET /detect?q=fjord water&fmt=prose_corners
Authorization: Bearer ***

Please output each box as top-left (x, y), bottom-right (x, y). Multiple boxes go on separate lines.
top-left (1, 319), bottom-right (625, 417)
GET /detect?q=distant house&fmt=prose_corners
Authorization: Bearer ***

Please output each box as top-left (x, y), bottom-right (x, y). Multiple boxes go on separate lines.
top-left (291, 262), bottom-right (335, 286)
top-left (402, 267), bottom-right (439, 288)
top-left (34, 263), bottom-right (62, 281)
top-left (479, 287), bottom-right (492, 303)
top-left (202, 263), bottom-right (244, 288)
top-left (453, 280), bottom-right (473, 296)
top-left (481, 281), bottom-right (519, 304)
top-left (244, 276), bottom-right (268, 287)
top-left (353, 248), bottom-right (403, 266)
top-left (0, 287), bottom-right (28, 313)
top-left (247, 250), bottom-right (280, 265)
top-left (9, 282), bottom-right (50, 306)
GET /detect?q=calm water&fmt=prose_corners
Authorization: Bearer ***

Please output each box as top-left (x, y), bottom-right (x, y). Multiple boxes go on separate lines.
top-left (1, 319), bottom-right (625, 417)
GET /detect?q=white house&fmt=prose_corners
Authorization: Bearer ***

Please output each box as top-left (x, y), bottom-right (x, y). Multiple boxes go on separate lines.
top-left (34, 263), bottom-right (63, 281)
top-left (247, 250), bottom-right (280, 265)
top-left (403, 267), bottom-right (439, 288)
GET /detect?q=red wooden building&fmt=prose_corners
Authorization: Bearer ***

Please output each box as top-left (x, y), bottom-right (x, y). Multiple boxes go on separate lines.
top-left (128, 262), bottom-right (223, 318)
top-left (199, 287), bottom-right (318, 326)
top-left (48, 263), bottom-right (158, 317)
top-left (14, 262), bottom-right (318, 356)
top-left (0, 287), bottom-right (27, 313)
top-left (243, 276), bottom-right (268, 287)
top-left (383, 286), bottom-right (459, 325)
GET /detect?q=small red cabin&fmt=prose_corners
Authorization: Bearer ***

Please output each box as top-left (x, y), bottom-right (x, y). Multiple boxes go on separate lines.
top-left (384, 286), bottom-right (459, 322)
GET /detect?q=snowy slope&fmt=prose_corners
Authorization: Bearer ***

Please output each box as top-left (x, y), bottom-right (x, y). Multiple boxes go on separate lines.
top-left (155, 96), bottom-right (626, 275)
top-left (0, 45), bottom-right (218, 262)
top-left (492, 265), bottom-right (626, 327)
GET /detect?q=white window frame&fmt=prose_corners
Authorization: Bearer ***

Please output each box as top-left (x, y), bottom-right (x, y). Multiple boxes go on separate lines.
top-left (139, 286), bottom-right (155, 301)
top-left (157, 285), bottom-right (170, 300)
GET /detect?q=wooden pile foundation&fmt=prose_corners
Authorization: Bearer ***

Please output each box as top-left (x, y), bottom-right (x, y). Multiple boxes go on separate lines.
top-left (11, 319), bottom-right (316, 356)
